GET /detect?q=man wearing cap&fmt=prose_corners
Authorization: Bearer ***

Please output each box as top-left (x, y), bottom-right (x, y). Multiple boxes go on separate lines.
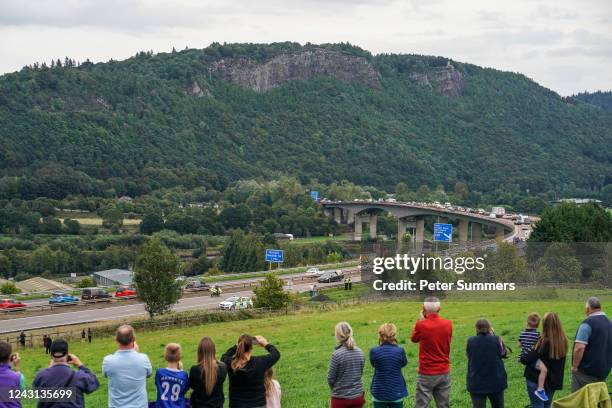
top-left (102, 325), bottom-right (152, 408)
top-left (32, 339), bottom-right (99, 408)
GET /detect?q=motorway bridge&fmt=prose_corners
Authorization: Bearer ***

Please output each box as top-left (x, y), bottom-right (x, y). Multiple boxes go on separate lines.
top-left (321, 200), bottom-right (516, 243)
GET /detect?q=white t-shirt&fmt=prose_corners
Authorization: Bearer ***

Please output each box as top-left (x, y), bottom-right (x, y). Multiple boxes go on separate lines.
top-left (266, 379), bottom-right (281, 408)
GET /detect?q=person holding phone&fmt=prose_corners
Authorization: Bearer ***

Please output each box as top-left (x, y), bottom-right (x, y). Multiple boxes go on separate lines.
top-left (0, 341), bottom-right (25, 408)
top-left (103, 325), bottom-right (152, 408)
top-left (410, 297), bottom-right (453, 408)
top-left (32, 339), bottom-right (100, 408)
top-left (221, 334), bottom-right (280, 408)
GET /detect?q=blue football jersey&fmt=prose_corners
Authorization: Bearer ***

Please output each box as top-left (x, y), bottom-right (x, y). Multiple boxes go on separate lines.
top-left (155, 367), bottom-right (189, 408)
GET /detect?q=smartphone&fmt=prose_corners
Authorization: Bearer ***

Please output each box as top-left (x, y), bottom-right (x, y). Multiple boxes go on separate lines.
top-left (9, 353), bottom-right (16, 362)
top-left (252, 337), bottom-right (259, 345)
top-left (67, 355), bottom-right (72, 362)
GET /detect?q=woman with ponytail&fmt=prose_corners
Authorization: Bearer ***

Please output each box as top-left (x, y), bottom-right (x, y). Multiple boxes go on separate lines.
top-left (221, 334), bottom-right (280, 408)
top-left (189, 337), bottom-right (227, 408)
top-left (328, 321), bottom-right (366, 408)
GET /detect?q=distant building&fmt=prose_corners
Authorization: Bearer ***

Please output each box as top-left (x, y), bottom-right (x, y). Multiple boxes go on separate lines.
top-left (554, 198), bottom-right (602, 206)
top-left (117, 196), bottom-right (133, 204)
top-left (93, 269), bottom-right (134, 286)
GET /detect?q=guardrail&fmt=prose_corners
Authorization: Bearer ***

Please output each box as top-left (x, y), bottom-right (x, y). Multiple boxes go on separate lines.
top-left (0, 295), bottom-right (138, 315)
top-left (1, 268), bottom-right (362, 316)
top-left (1, 278), bottom-right (359, 347)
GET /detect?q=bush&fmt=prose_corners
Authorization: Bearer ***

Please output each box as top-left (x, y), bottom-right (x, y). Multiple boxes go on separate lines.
top-left (1, 282), bottom-right (21, 294)
top-left (77, 276), bottom-right (95, 288)
top-left (253, 274), bottom-right (290, 310)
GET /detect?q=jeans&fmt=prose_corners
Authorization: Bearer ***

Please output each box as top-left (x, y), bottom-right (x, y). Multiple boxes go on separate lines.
top-left (415, 373), bottom-right (451, 408)
top-left (470, 392), bottom-right (504, 408)
top-left (526, 380), bottom-right (554, 408)
top-left (373, 401), bottom-right (403, 408)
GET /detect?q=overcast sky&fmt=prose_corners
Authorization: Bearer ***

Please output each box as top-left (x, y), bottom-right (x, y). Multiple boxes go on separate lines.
top-left (1, 0), bottom-right (610, 95)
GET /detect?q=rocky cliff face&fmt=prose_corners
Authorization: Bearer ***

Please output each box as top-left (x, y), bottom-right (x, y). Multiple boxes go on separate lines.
top-left (210, 49), bottom-right (381, 92)
top-left (409, 62), bottom-right (466, 98)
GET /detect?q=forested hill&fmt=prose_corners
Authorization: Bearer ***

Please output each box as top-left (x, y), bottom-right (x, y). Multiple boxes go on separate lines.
top-left (0, 42), bottom-right (610, 199)
top-left (573, 91), bottom-right (612, 111)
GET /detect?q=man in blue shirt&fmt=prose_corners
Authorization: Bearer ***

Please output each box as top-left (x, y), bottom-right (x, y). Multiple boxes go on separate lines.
top-left (155, 344), bottom-right (188, 408)
top-left (102, 325), bottom-right (152, 408)
top-left (571, 297), bottom-right (612, 392)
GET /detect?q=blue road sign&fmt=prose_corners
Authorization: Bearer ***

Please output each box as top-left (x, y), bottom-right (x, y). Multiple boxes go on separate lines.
top-left (433, 223), bottom-right (453, 242)
top-left (265, 249), bottom-right (284, 263)
top-left (310, 191), bottom-right (319, 201)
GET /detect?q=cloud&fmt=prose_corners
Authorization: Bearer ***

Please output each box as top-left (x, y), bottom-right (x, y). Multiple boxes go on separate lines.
top-left (0, 0), bottom-right (610, 95)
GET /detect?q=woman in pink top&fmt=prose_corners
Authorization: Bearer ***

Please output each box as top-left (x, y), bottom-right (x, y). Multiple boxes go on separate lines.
top-left (265, 368), bottom-right (281, 408)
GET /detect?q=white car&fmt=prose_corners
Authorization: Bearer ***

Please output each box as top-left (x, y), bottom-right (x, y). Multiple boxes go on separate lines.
top-left (305, 267), bottom-right (323, 276)
top-left (219, 296), bottom-right (253, 310)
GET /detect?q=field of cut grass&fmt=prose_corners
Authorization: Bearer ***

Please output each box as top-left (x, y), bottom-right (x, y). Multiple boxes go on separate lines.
top-left (290, 234), bottom-right (352, 244)
top-left (59, 217), bottom-right (141, 226)
top-left (13, 288), bottom-right (612, 407)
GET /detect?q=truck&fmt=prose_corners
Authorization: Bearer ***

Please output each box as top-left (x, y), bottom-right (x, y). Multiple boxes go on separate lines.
top-left (491, 207), bottom-right (506, 218)
top-left (515, 214), bottom-right (529, 225)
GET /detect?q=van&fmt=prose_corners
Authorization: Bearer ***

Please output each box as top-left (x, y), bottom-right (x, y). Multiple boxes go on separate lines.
top-left (81, 288), bottom-right (111, 301)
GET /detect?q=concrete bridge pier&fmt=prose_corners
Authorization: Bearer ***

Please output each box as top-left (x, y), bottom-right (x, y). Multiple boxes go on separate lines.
top-left (459, 219), bottom-right (469, 243)
top-left (415, 217), bottom-right (425, 242)
top-left (495, 226), bottom-right (505, 241)
top-left (397, 218), bottom-right (416, 243)
top-left (369, 213), bottom-right (378, 239)
top-left (333, 208), bottom-right (342, 224)
top-left (354, 215), bottom-right (363, 240)
top-left (397, 218), bottom-right (408, 243)
top-left (344, 209), bottom-right (354, 225)
top-left (472, 223), bottom-right (483, 242)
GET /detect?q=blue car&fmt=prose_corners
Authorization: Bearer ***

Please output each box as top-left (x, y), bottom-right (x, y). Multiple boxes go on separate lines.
top-left (49, 293), bottom-right (80, 304)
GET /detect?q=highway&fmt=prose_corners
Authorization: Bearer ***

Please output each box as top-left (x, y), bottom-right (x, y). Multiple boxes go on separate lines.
top-left (0, 272), bottom-right (359, 333)
top-left (20, 270), bottom-right (331, 308)
top-left (0, 218), bottom-right (528, 334)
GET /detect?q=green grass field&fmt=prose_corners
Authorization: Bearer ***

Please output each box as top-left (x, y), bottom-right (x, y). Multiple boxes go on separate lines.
top-left (13, 289), bottom-right (612, 407)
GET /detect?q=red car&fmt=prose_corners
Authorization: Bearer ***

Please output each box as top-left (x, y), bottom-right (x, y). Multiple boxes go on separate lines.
top-left (0, 299), bottom-right (27, 309)
top-left (115, 287), bottom-right (136, 297)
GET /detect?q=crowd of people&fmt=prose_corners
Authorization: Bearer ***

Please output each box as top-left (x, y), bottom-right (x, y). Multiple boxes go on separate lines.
top-left (0, 297), bottom-right (609, 408)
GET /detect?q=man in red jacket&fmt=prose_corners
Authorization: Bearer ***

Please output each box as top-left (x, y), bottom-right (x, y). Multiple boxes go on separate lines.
top-left (411, 296), bottom-right (453, 408)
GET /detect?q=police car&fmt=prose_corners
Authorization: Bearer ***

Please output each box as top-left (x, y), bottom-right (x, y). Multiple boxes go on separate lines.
top-left (219, 296), bottom-right (253, 310)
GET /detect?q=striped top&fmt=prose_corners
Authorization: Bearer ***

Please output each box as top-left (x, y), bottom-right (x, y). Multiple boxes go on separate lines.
top-left (369, 343), bottom-right (408, 402)
top-left (327, 344), bottom-right (365, 399)
top-left (518, 328), bottom-right (540, 357)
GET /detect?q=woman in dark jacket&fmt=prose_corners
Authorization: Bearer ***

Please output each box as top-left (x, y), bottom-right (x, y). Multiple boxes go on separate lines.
top-left (520, 312), bottom-right (568, 408)
top-left (189, 336), bottom-right (227, 408)
top-left (466, 319), bottom-right (508, 408)
top-left (369, 323), bottom-right (408, 407)
top-left (221, 334), bottom-right (280, 408)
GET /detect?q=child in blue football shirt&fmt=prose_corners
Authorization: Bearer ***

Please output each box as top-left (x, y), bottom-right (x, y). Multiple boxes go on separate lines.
top-left (155, 343), bottom-right (189, 408)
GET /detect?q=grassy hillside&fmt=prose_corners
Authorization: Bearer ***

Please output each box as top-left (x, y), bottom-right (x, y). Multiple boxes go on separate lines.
top-left (14, 288), bottom-right (612, 407)
top-left (0, 42), bottom-right (610, 199)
